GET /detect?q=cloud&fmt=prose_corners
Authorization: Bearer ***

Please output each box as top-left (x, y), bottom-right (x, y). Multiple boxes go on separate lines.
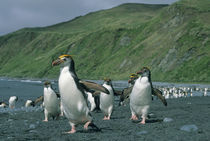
top-left (0, 0), bottom-right (178, 36)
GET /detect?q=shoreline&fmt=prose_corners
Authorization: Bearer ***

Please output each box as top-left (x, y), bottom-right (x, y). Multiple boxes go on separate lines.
top-left (1, 96), bottom-right (210, 140)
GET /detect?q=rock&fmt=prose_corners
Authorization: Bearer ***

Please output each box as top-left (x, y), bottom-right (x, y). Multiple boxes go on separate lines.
top-left (163, 117), bottom-right (173, 123)
top-left (136, 131), bottom-right (148, 135)
top-left (180, 124), bottom-right (198, 132)
top-left (29, 124), bottom-right (36, 129)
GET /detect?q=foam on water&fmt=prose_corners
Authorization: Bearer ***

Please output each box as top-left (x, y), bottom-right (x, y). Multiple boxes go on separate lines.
top-left (20, 80), bottom-right (42, 83)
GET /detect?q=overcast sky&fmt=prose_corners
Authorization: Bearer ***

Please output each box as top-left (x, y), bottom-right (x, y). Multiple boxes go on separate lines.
top-left (0, 0), bottom-right (178, 36)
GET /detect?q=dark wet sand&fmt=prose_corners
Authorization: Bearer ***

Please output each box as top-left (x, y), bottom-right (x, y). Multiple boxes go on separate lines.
top-left (1, 96), bottom-right (210, 141)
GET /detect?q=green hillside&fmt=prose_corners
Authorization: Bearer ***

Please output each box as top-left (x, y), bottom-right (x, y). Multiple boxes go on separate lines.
top-left (0, 0), bottom-right (209, 83)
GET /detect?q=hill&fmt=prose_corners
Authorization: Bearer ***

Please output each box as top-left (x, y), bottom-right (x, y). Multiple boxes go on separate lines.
top-left (0, 0), bottom-right (209, 83)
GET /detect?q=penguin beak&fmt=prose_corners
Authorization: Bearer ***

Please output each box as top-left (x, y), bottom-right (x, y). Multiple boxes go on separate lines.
top-left (52, 58), bottom-right (63, 66)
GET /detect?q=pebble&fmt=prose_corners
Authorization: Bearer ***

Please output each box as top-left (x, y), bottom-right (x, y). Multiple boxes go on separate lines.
top-left (180, 124), bottom-right (198, 132)
top-left (163, 117), bottom-right (173, 123)
top-left (136, 131), bottom-right (148, 135)
top-left (29, 124), bottom-right (36, 129)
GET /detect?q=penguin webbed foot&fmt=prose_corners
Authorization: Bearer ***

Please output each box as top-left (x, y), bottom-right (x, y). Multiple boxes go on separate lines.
top-left (84, 122), bottom-right (101, 132)
top-left (130, 115), bottom-right (138, 120)
top-left (43, 119), bottom-right (48, 122)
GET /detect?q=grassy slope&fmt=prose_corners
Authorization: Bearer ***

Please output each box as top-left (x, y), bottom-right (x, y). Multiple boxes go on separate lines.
top-left (0, 1), bottom-right (209, 82)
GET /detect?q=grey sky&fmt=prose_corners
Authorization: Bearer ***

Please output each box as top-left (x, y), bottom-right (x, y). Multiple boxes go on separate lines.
top-left (0, 0), bottom-right (178, 36)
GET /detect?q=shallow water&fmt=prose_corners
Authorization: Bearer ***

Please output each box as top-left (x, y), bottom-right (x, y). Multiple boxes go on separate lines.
top-left (0, 78), bottom-right (209, 109)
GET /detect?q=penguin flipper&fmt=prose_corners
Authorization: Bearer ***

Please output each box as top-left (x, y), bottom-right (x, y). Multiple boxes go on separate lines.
top-left (55, 92), bottom-right (61, 98)
top-left (34, 96), bottom-right (44, 105)
top-left (113, 90), bottom-right (122, 96)
top-left (79, 80), bottom-right (110, 94)
top-left (152, 88), bottom-right (167, 106)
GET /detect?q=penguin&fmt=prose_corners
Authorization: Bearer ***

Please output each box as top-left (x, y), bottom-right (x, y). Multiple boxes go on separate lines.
top-left (25, 100), bottom-right (35, 107)
top-left (86, 91), bottom-right (96, 112)
top-left (52, 54), bottom-right (109, 133)
top-left (0, 102), bottom-right (7, 108)
top-left (130, 67), bottom-right (152, 124)
top-left (119, 73), bottom-right (167, 107)
top-left (43, 81), bottom-right (60, 122)
top-left (100, 78), bottom-right (114, 120)
top-left (119, 73), bottom-right (138, 106)
top-left (9, 96), bottom-right (18, 109)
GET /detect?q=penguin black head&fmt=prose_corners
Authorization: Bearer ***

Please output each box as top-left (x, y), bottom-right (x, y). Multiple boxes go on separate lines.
top-left (103, 78), bottom-right (112, 85)
top-left (52, 54), bottom-right (73, 67)
top-left (137, 67), bottom-right (151, 78)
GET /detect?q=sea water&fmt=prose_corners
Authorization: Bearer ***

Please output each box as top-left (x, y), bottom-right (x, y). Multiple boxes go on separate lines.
top-left (0, 78), bottom-right (209, 110)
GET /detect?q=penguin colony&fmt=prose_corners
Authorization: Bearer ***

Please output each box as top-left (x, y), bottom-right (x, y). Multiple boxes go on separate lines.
top-left (51, 54), bottom-right (166, 133)
top-left (1, 54), bottom-right (209, 134)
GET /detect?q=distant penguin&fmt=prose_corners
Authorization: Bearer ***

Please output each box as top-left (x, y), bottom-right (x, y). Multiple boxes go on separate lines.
top-left (52, 54), bottom-right (109, 133)
top-left (43, 81), bottom-right (60, 122)
top-left (100, 78), bottom-right (114, 120)
top-left (60, 101), bottom-right (64, 116)
top-left (119, 73), bottom-right (138, 106)
top-left (9, 96), bottom-right (18, 109)
top-left (130, 67), bottom-right (152, 124)
top-left (86, 92), bottom-right (96, 111)
top-left (25, 100), bottom-right (35, 107)
top-left (0, 102), bottom-right (7, 108)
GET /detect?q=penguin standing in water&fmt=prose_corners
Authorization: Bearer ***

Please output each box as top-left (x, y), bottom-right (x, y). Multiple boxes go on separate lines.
top-left (52, 54), bottom-right (109, 133)
top-left (130, 67), bottom-right (153, 124)
top-left (100, 78), bottom-right (114, 120)
top-left (9, 96), bottom-right (18, 109)
top-left (0, 102), bottom-right (7, 108)
top-left (43, 81), bottom-right (60, 122)
top-left (25, 100), bottom-right (35, 107)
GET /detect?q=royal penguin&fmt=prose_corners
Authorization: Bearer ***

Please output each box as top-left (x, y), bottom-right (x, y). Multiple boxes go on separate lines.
top-left (52, 54), bottom-right (109, 133)
top-left (100, 78), bottom-right (114, 120)
top-left (0, 102), bottom-right (7, 108)
top-left (86, 91), bottom-right (96, 112)
top-left (9, 96), bottom-right (18, 109)
top-left (25, 100), bottom-right (35, 107)
top-left (120, 73), bottom-right (167, 107)
top-left (43, 81), bottom-right (60, 122)
top-left (130, 67), bottom-right (152, 124)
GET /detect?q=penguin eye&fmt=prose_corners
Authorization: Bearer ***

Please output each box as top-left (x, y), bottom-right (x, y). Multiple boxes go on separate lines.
top-left (63, 58), bottom-right (67, 61)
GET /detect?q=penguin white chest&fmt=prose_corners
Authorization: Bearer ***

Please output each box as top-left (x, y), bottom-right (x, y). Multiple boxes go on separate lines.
top-left (130, 77), bottom-right (152, 106)
top-left (44, 87), bottom-right (59, 107)
top-left (58, 67), bottom-right (89, 122)
top-left (100, 84), bottom-right (114, 113)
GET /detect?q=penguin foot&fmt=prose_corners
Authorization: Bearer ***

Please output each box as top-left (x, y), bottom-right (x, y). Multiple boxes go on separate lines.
top-left (43, 119), bottom-right (48, 122)
top-left (84, 121), bottom-right (91, 130)
top-left (64, 129), bottom-right (76, 134)
top-left (103, 116), bottom-right (110, 120)
top-left (139, 117), bottom-right (146, 124)
top-left (130, 115), bottom-right (138, 120)
top-left (64, 126), bottom-right (76, 134)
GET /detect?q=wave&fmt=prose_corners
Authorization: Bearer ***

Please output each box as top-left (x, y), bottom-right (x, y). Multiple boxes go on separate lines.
top-left (20, 79), bottom-right (42, 83)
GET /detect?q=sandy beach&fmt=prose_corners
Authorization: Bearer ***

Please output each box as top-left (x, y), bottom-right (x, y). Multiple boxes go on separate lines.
top-left (0, 95), bottom-right (210, 141)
